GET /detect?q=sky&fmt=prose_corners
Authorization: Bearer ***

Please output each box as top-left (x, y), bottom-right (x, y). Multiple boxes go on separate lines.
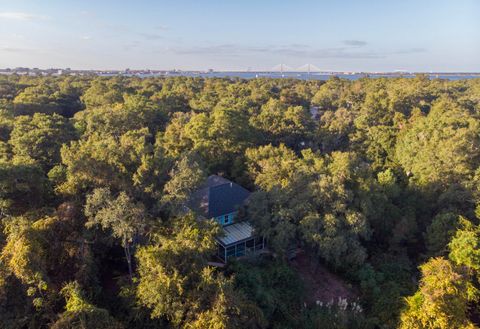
top-left (0, 0), bottom-right (479, 72)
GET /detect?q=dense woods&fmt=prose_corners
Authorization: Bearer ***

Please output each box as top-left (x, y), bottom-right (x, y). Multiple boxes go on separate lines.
top-left (1, 74), bottom-right (480, 329)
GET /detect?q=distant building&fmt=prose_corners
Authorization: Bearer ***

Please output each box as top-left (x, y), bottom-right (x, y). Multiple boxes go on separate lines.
top-left (187, 175), bottom-right (265, 262)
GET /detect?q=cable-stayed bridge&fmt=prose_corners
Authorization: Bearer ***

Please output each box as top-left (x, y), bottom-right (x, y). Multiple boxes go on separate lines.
top-left (270, 63), bottom-right (323, 73)
top-left (270, 64), bottom-right (294, 73)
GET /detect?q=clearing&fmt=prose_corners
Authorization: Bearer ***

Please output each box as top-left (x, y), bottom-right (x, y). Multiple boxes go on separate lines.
top-left (289, 250), bottom-right (358, 305)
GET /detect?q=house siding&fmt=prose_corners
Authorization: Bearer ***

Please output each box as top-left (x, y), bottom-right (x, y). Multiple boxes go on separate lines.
top-left (215, 211), bottom-right (237, 226)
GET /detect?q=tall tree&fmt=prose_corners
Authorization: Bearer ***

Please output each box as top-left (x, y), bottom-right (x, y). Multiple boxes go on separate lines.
top-left (9, 113), bottom-right (76, 170)
top-left (51, 281), bottom-right (124, 329)
top-left (400, 257), bottom-right (477, 329)
top-left (396, 98), bottom-right (480, 187)
top-left (136, 213), bottom-right (218, 324)
top-left (162, 153), bottom-right (206, 211)
top-left (85, 188), bottom-right (147, 279)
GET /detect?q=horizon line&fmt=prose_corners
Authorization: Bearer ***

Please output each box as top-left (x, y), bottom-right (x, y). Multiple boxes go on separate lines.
top-left (1, 67), bottom-right (479, 75)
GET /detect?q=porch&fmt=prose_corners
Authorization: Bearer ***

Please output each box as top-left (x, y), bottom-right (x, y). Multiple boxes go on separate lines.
top-left (215, 221), bottom-right (265, 262)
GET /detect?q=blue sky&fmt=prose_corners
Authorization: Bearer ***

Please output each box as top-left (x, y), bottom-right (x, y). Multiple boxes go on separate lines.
top-left (0, 0), bottom-right (478, 71)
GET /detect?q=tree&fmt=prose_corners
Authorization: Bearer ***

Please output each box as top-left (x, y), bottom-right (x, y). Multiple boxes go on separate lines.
top-left (0, 161), bottom-right (50, 214)
top-left (73, 94), bottom-right (166, 138)
top-left (151, 89), bottom-right (191, 114)
top-left (250, 98), bottom-right (313, 148)
top-left (0, 211), bottom-right (88, 317)
top-left (0, 108), bottom-right (14, 142)
top-left (400, 257), bottom-right (477, 329)
top-left (13, 81), bottom-right (82, 116)
top-left (187, 282), bottom-right (264, 329)
top-left (0, 204), bottom-right (104, 328)
top-left (136, 213), bottom-right (220, 325)
top-left (396, 98), bottom-right (480, 187)
top-left (58, 128), bottom-right (154, 195)
top-left (1, 215), bottom-right (50, 309)
top-left (425, 212), bottom-right (460, 256)
top-left (316, 107), bottom-right (355, 152)
top-left (136, 212), bottom-right (261, 328)
top-left (184, 107), bottom-right (253, 172)
top-left (449, 217), bottom-right (480, 273)
top-left (187, 289), bottom-right (237, 329)
top-left (162, 153), bottom-right (206, 211)
top-left (81, 78), bottom-right (125, 108)
top-left (9, 113), bottom-right (76, 170)
top-left (356, 255), bottom-right (415, 329)
top-left (2, 75), bottom-right (480, 328)
top-left (230, 259), bottom-right (303, 328)
top-left (85, 188), bottom-right (146, 279)
top-left (311, 77), bottom-right (357, 111)
top-left (157, 111), bottom-right (193, 159)
top-left (245, 145), bottom-right (370, 270)
top-left (245, 189), bottom-right (299, 255)
top-left (51, 281), bottom-right (124, 329)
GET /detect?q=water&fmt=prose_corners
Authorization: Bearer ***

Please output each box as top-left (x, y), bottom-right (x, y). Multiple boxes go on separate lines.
top-left (114, 71), bottom-right (480, 81)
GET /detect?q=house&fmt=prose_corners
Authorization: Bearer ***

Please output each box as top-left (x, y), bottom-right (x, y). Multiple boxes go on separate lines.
top-left (187, 175), bottom-right (265, 262)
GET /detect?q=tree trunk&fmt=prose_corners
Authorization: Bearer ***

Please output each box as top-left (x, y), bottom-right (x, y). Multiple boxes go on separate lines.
top-left (124, 242), bottom-right (133, 281)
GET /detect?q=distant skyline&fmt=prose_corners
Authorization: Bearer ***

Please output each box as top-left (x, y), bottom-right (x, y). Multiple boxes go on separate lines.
top-left (0, 0), bottom-right (479, 72)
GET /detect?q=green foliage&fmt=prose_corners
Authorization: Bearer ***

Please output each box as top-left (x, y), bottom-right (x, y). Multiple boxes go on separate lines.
top-left (1, 216), bottom-right (49, 301)
top-left (136, 214), bottom-right (219, 322)
top-left (1, 75), bottom-right (480, 328)
top-left (58, 128), bottom-right (154, 195)
top-left (162, 153), bottom-right (207, 210)
top-left (136, 214), bottom-right (261, 327)
top-left (13, 81), bottom-right (83, 117)
top-left (316, 107), bottom-right (354, 152)
top-left (229, 259), bottom-right (303, 328)
top-left (395, 98), bottom-right (480, 187)
top-left (449, 217), bottom-right (480, 272)
top-left (250, 98), bottom-right (313, 147)
top-left (9, 113), bottom-right (76, 170)
top-left (85, 188), bottom-right (147, 246)
top-left (73, 94), bottom-right (166, 137)
top-left (85, 188), bottom-right (147, 278)
top-left (399, 258), bottom-right (478, 329)
top-left (81, 78), bottom-right (125, 108)
top-left (51, 281), bottom-right (124, 329)
top-left (245, 145), bottom-right (371, 270)
top-left (0, 109), bottom-right (14, 142)
top-left (311, 77), bottom-right (357, 111)
top-left (0, 161), bottom-right (50, 214)
top-left (425, 212), bottom-right (460, 256)
top-left (355, 255), bottom-right (415, 328)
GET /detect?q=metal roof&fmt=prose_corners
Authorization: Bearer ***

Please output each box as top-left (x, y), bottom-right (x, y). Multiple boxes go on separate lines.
top-left (217, 221), bottom-right (254, 246)
top-left (188, 175), bottom-right (250, 218)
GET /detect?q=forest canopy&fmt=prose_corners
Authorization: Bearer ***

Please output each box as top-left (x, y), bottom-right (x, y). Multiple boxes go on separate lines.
top-left (1, 74), bottom-right (480, 329)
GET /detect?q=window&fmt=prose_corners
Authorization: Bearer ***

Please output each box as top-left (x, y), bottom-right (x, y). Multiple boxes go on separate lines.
top-left (236, 243), bottom-right (245, 257)
top-left (226, 246), bottom-right (236, 259)
top-left (246, 239), bottom-right (254, 253)
top-left (255, 237), bottom-right (264, 250)
top-left (220, 212), bottom-right (237, 225)
top-left (217, 244), bottom-right (226, 262)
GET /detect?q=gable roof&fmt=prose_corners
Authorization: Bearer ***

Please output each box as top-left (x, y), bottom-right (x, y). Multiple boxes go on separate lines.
top-left (188, 175), bottom-right (250, 218)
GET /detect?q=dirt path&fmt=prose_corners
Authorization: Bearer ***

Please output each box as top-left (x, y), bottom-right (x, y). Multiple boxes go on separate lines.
top-left (289, 250), bottom-right (358, 304)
